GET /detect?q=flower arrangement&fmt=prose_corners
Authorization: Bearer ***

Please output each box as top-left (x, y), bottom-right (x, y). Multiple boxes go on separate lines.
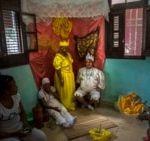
top-left (117, 92), bottom-right (145, 116)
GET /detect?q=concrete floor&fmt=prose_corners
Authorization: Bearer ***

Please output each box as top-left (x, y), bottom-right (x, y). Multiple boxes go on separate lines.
top-left (43, 106), bottom-right (148, 141)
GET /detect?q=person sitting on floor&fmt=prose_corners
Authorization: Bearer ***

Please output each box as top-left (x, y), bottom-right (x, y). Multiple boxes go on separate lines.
top-left (38, 77), bottom-right (77, 128)
top-left (74, 55), bottom-right (105, 110)
top-left (0, 74), bottom-right (47, 141)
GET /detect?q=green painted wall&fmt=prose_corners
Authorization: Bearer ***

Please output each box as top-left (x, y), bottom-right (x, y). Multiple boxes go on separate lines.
top-left (0, 65), bottom-right (38, 119)
top-left (102, 57), bottom-right (150, 106)
top-left (1, 57), bottom-right (150, 115)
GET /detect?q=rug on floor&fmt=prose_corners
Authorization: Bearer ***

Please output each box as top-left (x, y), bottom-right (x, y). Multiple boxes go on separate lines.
top-left (63, 108), bottom-right (117, 140)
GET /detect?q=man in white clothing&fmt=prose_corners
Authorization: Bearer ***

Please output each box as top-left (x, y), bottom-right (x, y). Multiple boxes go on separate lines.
top-left (38, 77), bottom-right (76, 128)
top-left (74, 55), bottom-right (105, 110)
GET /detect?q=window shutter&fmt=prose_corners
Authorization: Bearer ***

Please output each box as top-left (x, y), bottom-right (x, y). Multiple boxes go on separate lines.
top-left (106, 11), bottom-right (124, 58)
top-left (2, 10), bottom-right (23, 55)
top-left (0, 0), bottom-right (29, 68)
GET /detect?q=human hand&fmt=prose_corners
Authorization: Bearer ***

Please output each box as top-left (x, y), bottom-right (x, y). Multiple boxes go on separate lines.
top-left (19, 127), bottom-right (32, 137)
top-left (23, 122), bottom-right (32, 130)
top-left (23, 127), bottom-right (32, 134)
top-left (15, 129), bottom-right (32, 140)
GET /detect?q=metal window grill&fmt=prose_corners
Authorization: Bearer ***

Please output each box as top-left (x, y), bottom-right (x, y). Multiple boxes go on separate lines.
top-left (2, 10), bottom-right (23, 55)
top-left (113, 16), bottom-right (120, 48)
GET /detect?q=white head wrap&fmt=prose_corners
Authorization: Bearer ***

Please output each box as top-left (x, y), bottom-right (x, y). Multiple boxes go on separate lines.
top-left (85, 53), bottom-right (94, 62)
top-left (42, 77), bottom-right (50, 85)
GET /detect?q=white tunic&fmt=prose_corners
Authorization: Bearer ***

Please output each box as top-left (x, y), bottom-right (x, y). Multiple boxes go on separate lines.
top-left (0, 94), bottom-right (47, 141)
top-left (38, 87), bottom-right (75, 126)
top-left (77, 67), bottom-right (105, 92)
top-left (75, 67), bottom-right (105, 101)
top-left (0, 93), bottom-right (23, 133)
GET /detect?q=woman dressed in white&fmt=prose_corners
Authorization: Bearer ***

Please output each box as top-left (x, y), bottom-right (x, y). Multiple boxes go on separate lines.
top-left (38, 78), bottom-right (76, 128)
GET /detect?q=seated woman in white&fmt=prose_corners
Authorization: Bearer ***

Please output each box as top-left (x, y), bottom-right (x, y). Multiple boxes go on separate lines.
top-left (38, 77), bottom-right (76, 128)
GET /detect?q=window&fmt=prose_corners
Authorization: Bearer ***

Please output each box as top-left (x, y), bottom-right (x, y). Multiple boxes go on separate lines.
top-left (125, 8), bottom-right (143, 56)
top-left (106, 0), bottom-right (147, 58)
top-left (0, 0), bottom-right (38, 68)
top-left (22, 13), bottom-right (38, 51)
top-left (2, 10), bottom-right (23, 55)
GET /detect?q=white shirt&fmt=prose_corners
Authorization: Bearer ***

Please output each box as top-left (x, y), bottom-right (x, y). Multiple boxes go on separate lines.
top-left (38, 87), bottom-right (62, 108)
top-left (0, 93), bottom-right (23, 133)
top-left (77, 67), bottom-right (105, 92)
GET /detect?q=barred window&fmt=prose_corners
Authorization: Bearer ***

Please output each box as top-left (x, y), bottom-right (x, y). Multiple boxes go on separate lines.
top-left (106, 0), bottom-right (146, 58)
top-left (2, 10), bottom-right (23, 55)
top-left (0, 0), bottom-right (38, 68)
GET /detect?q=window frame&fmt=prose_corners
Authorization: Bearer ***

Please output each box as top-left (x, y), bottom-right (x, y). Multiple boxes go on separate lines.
top-left (0, 0), bottom-right (38, 68)
top-left (106, 0), bottom-right (148, 59)
top-left (0, 10), bottom-right (28, 68)
top-left (110, 0), bottom-right (147, 10)
top-left (22, 12), bottom-right (38, 52)
top-left (145, 7), bottom-right (150, 56)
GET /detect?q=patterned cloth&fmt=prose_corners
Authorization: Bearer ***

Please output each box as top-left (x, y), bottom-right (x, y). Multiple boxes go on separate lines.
top-left (22, 0), bottom-right (110, 20)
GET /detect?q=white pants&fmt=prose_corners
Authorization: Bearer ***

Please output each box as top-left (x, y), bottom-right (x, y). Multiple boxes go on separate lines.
top-left (74, 87), bottom-right (100, 101)
top-left (0, 128), bottom-right (47, 141)
top-left (48, 106), bottom-right (74, 125)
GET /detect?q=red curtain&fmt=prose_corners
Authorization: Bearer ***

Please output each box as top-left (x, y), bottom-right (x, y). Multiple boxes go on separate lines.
top-left (29, 16), bottom-right (105, 88)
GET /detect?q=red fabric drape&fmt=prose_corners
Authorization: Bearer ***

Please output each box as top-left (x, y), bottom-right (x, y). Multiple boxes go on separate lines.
top-left (29, 17), bottom-right (105, 88)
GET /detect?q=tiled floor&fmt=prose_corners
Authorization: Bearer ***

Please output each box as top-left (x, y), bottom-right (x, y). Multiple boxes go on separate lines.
top-left (43, 106), bottom-right (148, 141)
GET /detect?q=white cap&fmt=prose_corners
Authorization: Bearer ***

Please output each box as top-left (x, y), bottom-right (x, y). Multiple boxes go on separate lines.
top-left (85, 53), bottom-right (94, 62)
top-left (42, 77), bottom-right (50, 85)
